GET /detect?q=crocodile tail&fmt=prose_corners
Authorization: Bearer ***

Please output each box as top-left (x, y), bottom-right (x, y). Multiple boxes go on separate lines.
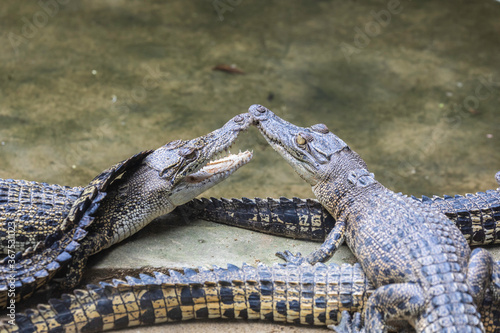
top-left (0, 151), bottom-right (152, 309)
top-left (3, 262), bottom-right (499, 332)
top-left (178, 197), bottom-right (336, 241)
top-left (480, 291), bottom-right (500, 332)
top-left (181, 190), bottom-right (500, 246)
top-left (1, 262), bottom-right (372, 332)
top-left (414, 191), bottom-right (500, 245)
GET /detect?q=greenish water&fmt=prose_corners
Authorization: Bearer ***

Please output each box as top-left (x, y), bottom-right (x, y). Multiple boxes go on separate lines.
top-left (0, 0), bottom-right (499, 199)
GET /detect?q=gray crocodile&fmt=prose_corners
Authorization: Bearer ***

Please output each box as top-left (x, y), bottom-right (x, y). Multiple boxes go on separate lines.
top-left (0, 113), bottom-right (253, 308)
top-left (248, 104), bottom-right (500, 332)
top-left (1, 262), bottom-right (499, 333)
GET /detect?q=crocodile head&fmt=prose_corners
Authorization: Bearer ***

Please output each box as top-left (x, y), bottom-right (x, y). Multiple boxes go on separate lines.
top-left (142, 112), bottom-right (253, 206)
top-left (249, 104), bottom-right (368, 187)
top-left (101, 112), bottom-right (253, 248)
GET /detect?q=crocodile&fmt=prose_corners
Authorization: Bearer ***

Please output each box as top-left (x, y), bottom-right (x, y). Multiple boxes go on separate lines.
top-left (3, 168), bottom-right (499, 257)
top-left (178, 180), bottom-right (500, 246)
top-left (248, 104), bottom-right (500, 332)
top-left (0, 113), bottom-right (253, 309)
top-left (5, 179), bottom-right (500, 259)
top-left (1, 262), bottom-right (499, 333)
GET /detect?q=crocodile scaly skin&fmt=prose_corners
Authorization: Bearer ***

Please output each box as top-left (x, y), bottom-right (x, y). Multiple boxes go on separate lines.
top-left (0, 180), bottom-right (83, 254)
top-left (1, 262), bottom-right (499, 333)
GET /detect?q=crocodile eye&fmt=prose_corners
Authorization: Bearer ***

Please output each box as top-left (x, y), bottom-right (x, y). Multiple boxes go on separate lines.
top-left (179, 148), bottom-right (197, 160)
top-left (311, 123), bottom-right (329, 134)
top-left (165, 140), bottom-right (183, 148)
top-left (296, 134), bottom-right (306, 146)
top-left (185, 151), bottom-right (197, 160)
top-left (234, 114), bottom-right (244, 123)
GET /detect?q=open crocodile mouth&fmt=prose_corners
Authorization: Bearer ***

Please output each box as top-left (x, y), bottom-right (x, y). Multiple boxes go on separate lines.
top-left (185, 150), bottom-right (253, 184)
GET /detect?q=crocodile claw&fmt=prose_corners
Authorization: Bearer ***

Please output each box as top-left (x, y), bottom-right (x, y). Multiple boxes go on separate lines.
top-left (275, 250), bottom-right (307, 265)
top-left (329, 311), bottom-right (364, 333)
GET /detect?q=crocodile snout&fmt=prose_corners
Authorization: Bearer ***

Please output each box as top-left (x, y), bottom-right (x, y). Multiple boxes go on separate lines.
top-left (228, 112), bottom-right (253, 132)
top-left (248, 104), bottom-right (270, 123)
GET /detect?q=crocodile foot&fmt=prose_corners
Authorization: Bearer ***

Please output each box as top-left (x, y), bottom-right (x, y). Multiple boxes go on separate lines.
top-left (275, 250), bottom-right (308, 265)
top-left (329, 311), bottom-right (363, 333)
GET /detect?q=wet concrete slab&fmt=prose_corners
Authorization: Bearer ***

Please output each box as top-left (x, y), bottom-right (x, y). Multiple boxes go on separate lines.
top-left (86, 217), bottom-right (356, 272)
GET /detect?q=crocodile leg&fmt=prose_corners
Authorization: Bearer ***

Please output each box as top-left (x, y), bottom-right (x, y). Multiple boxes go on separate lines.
top-left (467, 248), bottom-right (500, 304)
top-left (277, 217), bottom-right (346, 265)
top-left (333, 284), bottom-right (426, 333)
top-left (55, 232), bottom-right (108, 290)
top-left (361, 284), bottom-right (425, 332)
top-left (331, 311), bottom-right (364, 333)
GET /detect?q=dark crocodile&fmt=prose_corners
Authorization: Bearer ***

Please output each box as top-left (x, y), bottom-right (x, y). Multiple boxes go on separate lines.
top-left (0, 113), bottom-right (253, 309)
top-left (1, 262), bottom-right (499, 333)
top-left (248, 104), bottom-right (500, 332)
top-left (179, 182), bottom-right (500, 246)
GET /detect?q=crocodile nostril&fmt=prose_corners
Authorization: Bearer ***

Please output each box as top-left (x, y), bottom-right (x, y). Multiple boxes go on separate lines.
top-left (248, 104), bottom-right (269, 118)
top-left (234, 114), bottom-right (244, 123)
top-left (256, 105), bottom-right (266, 113)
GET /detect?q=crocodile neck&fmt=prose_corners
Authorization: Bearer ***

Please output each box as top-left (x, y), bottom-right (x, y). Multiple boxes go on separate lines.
top-left (89, 164), bottom-right (176, 252)
top-left (312, 149), bottom-right (383, 221)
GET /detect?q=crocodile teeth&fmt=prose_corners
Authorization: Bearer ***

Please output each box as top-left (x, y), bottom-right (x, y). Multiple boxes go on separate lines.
top-left (186, 151), bottom-right (253, 184)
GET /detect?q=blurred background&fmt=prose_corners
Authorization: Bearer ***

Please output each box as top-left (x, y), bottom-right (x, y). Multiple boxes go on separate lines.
top-left (1, 1), bottom-right (499, 331)
top-left (1, 1), bottom-right (499, 197)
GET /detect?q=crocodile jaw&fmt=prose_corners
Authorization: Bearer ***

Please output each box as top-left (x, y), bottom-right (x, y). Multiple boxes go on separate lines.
top-left (168, 150), bottom-right (252, 206)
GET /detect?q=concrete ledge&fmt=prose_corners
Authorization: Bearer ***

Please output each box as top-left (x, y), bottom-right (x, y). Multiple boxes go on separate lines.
top-left (86, 216), bottom-right (356, 273)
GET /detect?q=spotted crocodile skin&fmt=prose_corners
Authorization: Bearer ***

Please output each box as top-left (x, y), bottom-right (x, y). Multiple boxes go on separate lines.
top-left (1, 262), bottom-right (499, 333)
top-left (0, 180), bottom-right (83, 254)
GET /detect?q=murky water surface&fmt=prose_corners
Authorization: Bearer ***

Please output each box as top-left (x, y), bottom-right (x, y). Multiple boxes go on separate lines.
top-left (1, 1), bottom-right (499, 198)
